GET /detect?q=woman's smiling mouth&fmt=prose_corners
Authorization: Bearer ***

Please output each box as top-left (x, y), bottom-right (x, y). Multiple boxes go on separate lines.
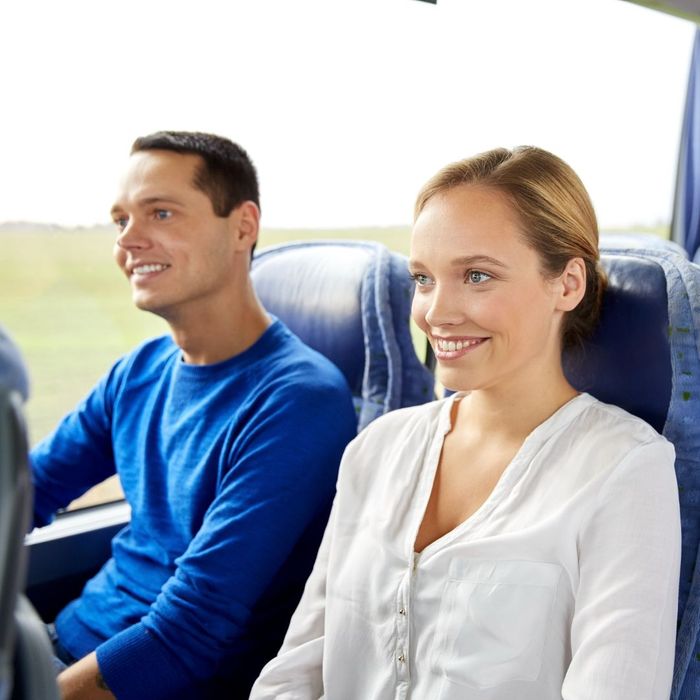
top-left (433, 336), bottom-right (489, 359)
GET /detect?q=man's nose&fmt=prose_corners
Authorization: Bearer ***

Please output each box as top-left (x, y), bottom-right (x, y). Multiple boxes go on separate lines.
top-left (115, 218), bottom-right (148, 250)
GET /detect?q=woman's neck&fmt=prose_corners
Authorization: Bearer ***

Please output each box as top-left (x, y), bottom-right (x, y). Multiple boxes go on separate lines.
top-left (453, 371), bottom-right (579, 443)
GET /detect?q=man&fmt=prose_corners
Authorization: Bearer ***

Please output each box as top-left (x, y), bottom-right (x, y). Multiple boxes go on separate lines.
top-left (30, 131), bottom-right (357, 699)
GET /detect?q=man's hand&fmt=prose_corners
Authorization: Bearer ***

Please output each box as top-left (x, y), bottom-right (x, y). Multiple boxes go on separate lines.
top-left (57, 652), bottom-right (116, 700)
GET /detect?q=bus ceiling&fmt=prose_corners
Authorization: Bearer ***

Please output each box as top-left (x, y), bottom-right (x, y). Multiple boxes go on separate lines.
top-left (622, 0), bottom-right (700, 23)
top-left (413, 0), bottom-right (700, 23)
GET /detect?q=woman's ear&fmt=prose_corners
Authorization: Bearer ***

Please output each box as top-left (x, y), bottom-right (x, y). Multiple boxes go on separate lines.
top-left (556, 257), bottom-right (586, 312)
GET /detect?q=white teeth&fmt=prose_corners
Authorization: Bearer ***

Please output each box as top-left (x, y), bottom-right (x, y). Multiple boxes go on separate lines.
top-left (133, 264), bottom-right (168, 275)
top-left (437, 338), bottom-right (483, 352)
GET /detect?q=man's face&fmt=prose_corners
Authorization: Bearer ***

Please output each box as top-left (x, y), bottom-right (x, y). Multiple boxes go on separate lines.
top-left (111, 150), bottom-right (239, 321)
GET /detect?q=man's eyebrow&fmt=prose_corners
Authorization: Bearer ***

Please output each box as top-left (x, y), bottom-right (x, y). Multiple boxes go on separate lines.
top-left (138, 196), bottom-right (183, 206)
top-left (110, 196), bottom-right (183, 216)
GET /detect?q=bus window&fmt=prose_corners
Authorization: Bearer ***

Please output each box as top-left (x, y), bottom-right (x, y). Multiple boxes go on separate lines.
top-left (0, 0), bottom-right (694, 510)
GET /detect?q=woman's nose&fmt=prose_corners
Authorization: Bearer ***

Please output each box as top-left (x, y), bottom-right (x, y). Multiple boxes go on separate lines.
top-left (424, 284), bottom-right (464, 328)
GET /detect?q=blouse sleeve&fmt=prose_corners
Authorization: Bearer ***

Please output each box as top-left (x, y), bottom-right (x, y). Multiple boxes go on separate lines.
top-left (249, 504), bottom-right (336, 700)
top-left (562, 438), bottom-right (680, 699)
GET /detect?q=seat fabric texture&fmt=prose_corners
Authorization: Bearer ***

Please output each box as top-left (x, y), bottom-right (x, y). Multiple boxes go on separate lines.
top-left (564, 247), bottom-right (700, 700)
top-left (252, 240), bottom-right (434, 430)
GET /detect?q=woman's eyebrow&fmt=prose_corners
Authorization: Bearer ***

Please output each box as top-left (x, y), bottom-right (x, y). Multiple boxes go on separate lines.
top-left (451, 254), bottom-right (508, 268)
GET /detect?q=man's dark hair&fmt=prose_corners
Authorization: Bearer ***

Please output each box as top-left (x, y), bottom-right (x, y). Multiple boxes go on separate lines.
top-left (131, 131), bottom-right (260, 217)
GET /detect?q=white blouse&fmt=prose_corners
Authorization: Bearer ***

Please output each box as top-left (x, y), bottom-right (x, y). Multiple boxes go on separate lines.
top-left (251, 393), bottom-right (680, 700)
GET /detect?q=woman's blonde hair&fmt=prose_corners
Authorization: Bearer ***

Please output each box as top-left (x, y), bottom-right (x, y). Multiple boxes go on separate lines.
top-left (414, 146), bottom-right (606, 350)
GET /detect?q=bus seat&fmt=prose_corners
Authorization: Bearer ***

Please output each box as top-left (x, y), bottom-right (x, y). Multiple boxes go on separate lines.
top-left (600, 230), bottom-right (689, 258)
top-left (11, 597), bottom-right (58, 700)
top-left (252, 240), bottom-right (434, 429)
top-left (0, 328), bottom-right (29, 403)
top-left (563, 249), bottom-right (700, 700)
top-left (0, 327), bottom-right (58, 700)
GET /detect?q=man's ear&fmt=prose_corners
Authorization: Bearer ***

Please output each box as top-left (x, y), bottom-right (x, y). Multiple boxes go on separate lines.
top-left (555, 257), bottom-right (586, 312)
top-left (229, 201), bottom-right (260, 253)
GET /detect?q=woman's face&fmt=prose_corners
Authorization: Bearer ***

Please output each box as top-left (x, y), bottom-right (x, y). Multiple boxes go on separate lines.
top-left (410, 184), bottom-right (571, 395)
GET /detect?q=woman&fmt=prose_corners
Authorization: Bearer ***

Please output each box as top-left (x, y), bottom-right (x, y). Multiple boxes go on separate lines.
top-left (250, 147), bottom-right (681, 699)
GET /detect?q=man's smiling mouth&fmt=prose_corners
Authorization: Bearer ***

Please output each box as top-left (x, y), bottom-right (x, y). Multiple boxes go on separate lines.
top-left (131, 263), bottom-right (170, 276)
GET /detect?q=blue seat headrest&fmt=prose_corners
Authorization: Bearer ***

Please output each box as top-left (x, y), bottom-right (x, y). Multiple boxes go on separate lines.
top-left (600, 231), bottom-right (688, 259)
top-left (251, 243), bottom-right (369, 394)
top-left (0, 327), bottom-right (29, 402)
top-left (563, 254), bottom-right (672, 434)
top-left (251, 240), bottom-right (435, 429)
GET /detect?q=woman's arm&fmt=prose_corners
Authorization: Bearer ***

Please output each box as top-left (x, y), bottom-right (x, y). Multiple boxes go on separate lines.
top-left (562, 439), bottom-right (680, 699)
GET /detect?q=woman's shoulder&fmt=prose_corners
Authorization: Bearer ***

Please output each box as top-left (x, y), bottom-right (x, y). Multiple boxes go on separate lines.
top-left (365, 395), bottom-right (448, 430)
top-left (573, 393), bottom-right (670, 449)
top-left (352, 395), bottom-right (453, 452)
top-left (554, 394), bottom-right (676, 493)
top-left (337, 396), bottom-right (449, 484)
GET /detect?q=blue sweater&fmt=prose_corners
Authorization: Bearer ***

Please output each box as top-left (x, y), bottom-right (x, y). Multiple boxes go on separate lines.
top-left (30, 320), bottom-right (357, 699)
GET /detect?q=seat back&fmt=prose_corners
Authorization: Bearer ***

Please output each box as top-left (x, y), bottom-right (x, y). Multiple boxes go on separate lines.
top-left (600, 231), bottom-right (689, 259)
top-left (0, 329), bottom-right (31, 700)
top-left (0, 327), bottom-right (58, 700)
top-left (251, 240), bottom-right (434, 430)
top-left (563, 248), bottom-right (700, 700)
top-left (0, 390), bottom-right (31, 700)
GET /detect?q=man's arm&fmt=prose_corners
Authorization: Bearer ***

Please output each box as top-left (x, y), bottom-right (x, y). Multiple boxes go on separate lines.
top-left (249, 504), bottom-right (335, 699)
top-left (31, 369), bottom-right (118, 527)
top-left (94, 378), bottom-right (357, 699)
top-left (57, 653), bottom-right (115, 700)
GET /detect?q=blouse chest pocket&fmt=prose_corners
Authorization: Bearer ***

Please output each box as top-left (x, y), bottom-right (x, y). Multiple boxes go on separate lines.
top-left (433, 559), bottom-right (561, 690)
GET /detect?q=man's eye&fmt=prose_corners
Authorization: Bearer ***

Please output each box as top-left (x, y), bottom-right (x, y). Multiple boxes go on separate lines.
top-left (154, 209), bottom-right (172, 221)
top-left (114, 217), bottom-right (128, 231)
top-left (409, 273), bottom-right (433, 287)
top-left (467, 270), bottom-right (492, 284)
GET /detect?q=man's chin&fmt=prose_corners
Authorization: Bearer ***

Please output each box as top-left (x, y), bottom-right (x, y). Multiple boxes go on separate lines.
top-left (132, 295), bottom-right (168, 319)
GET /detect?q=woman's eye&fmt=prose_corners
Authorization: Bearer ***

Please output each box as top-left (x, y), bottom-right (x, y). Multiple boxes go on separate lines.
top-left (410, 273), bottom-right (433, 287)
top-left (467, 270), bottom-right (492, 284)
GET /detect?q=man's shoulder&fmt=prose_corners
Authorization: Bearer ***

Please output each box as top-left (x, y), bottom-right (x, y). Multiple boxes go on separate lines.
top-left (262, 321), bottom-right (351, 392)
top-left (233, 322), bottom-right (357, 436)
top-left (109, 335), bottom-right (179, 387)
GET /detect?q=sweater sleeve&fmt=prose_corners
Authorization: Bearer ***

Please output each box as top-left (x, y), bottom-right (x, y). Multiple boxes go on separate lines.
top-left (30, 367), bottom-right (119, 528)
top-left (95, 377), bottom-right (356, 700)
top-left (249, 503), bottom-right (335, 700)
top-left (561, 439), bottom-right (680, 700)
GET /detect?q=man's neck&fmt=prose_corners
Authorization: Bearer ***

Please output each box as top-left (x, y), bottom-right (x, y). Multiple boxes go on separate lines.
top-left (168, 289), bottom-right (271, 366)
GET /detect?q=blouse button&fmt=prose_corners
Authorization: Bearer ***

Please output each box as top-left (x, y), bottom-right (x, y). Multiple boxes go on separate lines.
top-left (398, 652), bottom-right (406, 663)
top-left (398, 608), bottom-right (406, 615)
